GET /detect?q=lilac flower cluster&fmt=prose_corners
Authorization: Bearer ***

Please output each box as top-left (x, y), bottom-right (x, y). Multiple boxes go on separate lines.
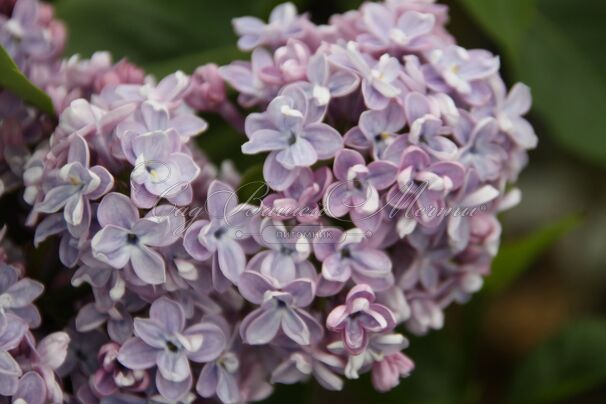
top-left (0, 0), bottom-right (536, 402)
top-left (0, 0), bottom-right (145, 197)
top-left (0, 227), bottom-right (71, 402)
top-left (214, 0), bottom-right (534, 395)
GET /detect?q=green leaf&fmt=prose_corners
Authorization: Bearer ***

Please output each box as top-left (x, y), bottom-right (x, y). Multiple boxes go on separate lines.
top-left (457, 0), bottom-right (606, 166)
top-left (55, 0), bottom-right (239, 66)
top-left (0, 46), bottom-right (54, 115)
top-left (457, 0), bottom-right (535, 53)
top-left (509, 318), bottom-right (606, 403)
top-left (484, 213), bottom-right (581, 293)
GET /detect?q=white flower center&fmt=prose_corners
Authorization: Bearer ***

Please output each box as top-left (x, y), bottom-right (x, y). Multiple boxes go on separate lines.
top-left (312, 85), bottom-right (331, 106)
top-left (280, 104), bottom-right (304, 118)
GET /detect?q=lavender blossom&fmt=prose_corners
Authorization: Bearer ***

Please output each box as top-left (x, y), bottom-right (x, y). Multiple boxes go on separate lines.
top-left (91, 192), bottom-right (177, 285)
top-left (118, 297), bottom-right (225, 401)
top-left (313, 228), bottom-right (394, 292)
top-left (35, 134), bottom-right (113, 228)
top-left (330, 42), bottom-right (403, 110)
top-left (238, 271), bottom-right (322, 346)
top-left (0, 263), bottom-right (43, 328)
top-left (359, 3), bottom-right (436, 51)
top-left (183, 180), bottom-right (257, 289)
top-left (233, 2), bottom-right (307, 51)
top-left (326, 285), bottom-right (396, 354)
top-left (0, 314), bottom-right (26, 396)
top-left (242, 85), bottom-right (342, 190)
top-left (323, 149), bottom-right (397, 231)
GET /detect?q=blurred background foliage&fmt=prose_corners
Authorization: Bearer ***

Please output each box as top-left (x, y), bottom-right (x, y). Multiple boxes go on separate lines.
top-left (16, 0), bottom-right (606, 402)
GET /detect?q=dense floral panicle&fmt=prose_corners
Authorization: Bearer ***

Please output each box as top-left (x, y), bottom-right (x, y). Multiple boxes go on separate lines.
top-left (1, 0), bottom-right (536, 402)
top-left (200, 0), bottom-right (536, 400)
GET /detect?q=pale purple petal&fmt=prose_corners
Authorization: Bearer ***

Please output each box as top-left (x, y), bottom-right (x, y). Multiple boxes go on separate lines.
top-left (14, 371), bottom-right (46, 404)
top-left (333, 149), bottom-right (365, 181)
top-left (133, 318), bottom-right (168, 349)
top-left (150, 297), bottom-right (186, 334)
top-left (243, 308), bottom-right (281, 345)
top-left (157, 351), bottom-right (190, 382)
top-left (130, 246), bottom-right (166, 285)
top-left (156, 370), bottom-right (192, 402)
top-left (238, 271), bottom-right (275, 304)
top-left (300, 123), bottom-right (343, 160)
top-left (217, 238), bottom-right (246, 284)
top-left (263, 152), bottom-right (298, 191)
top-left (207, 180), bottom-right (237, 220)
top-left (97, 192), bottom-right (139, 228)
top-left (281, 310), bottom-right (310, 345)
top-left (118, 338), bottom-right (159, 370)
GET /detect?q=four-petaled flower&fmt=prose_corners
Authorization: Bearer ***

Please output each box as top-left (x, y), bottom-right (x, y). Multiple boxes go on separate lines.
top-left (243, 85), bottom-right (343, 190)
top-left (118, 297), bottom-right (226, 401)
top-left (91, 192), bottom-right (179, 284)
top-left (313, 228), bottom-right (394, 292)
top-left (35, 134), bottom-right (113, 230)
top-left (324, 149), bottom-right (397, 231)
top-left (183, 180), bottom-right (257, 289)
top-left (239, 271), bottom-right (323, 346)
top-left (326, 285), bottom-right (396, 354)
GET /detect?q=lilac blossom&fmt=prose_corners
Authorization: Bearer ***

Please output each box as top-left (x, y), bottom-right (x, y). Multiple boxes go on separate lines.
top-left (261, 166), bottom-right (332, 223)
top-left (313, 228), bottom-right (395, 292)
top-left (185, 64), bottom-right (245, 132)
top-left (91, 192), bottom-right (177, 284)
top-left (195, 325), bottom-right (238, 403)
top-left (0, 263), bottom-right (44, 328)
top-left (323, 149), bottom-right (397, 231)
top-left (303, 53), bottom-right (359, 120)
top-left (326, 285), bottom-right (396, 354)
top-left (386, 146), bottom-right (465, 236)
top-left (344, 102), bottom-right (406, 160)
top-left (233, 2), bottom-right (307, 51)
top-left (404, 91), bottom-right (458, 159)
top-left (249, 218), bottom-right (314, 286)
top-left (427, 45), bottom-right (500, 97)
top-left (183, 180), bottom-right (257, 288)
top-left (330, 42), bottom-right (404, 110)
top-left (238, 271), bottom-right (323, 346)
top-left (242, 87), bottom-right (342, 188)
top-left (127, 126), bottom-right (200, 208)
top-left (493, 81), bottom-right (538, 149)
top-left (220, 48), bottom-right (283, 107)
top-left (16, 331), bottom-right (70, 403)
top-left (271, 348), bottom-right (344, 391)
top-left (118, 297), bottom-right (225, 401)
top-left (0, 314), bottom-right (27, 396)
top-left (372, 351), bottom-right (415, 392)
top-left (457, 116), bottom-right (506, 181)
top-left (92, 342), bottom-right (150, 396)
top-left (35, 134), bottom-right (113, 227)
top-left (447, 171), bottom-right (500, 253)
top-left (359, 3), bottom-right (436, 51)
top-left (103, 70), bottom-right (191, 110)
top-left (0, 0), bottom-right (64, 68)
top-left (329, 332), bottom-right (412, 386)
top-left (75, 295), bottom-right (143, 344)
